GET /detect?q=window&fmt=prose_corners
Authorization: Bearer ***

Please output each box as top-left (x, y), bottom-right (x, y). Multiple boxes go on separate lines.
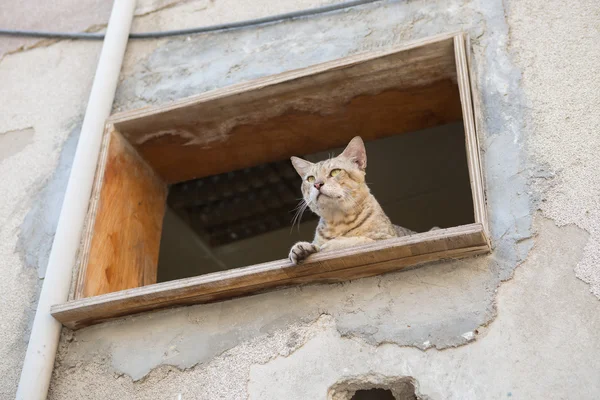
top-left (157, 124), bottom-right (474, 281)
top-left (52, 32), bottom-right (489, 329)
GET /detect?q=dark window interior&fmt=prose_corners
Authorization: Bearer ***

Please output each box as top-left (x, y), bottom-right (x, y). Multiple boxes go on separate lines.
top-left (156, 121), bottom-right (474, 282)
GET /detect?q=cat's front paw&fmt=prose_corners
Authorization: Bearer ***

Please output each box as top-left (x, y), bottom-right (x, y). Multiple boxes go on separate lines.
top-left (289, 241), bottom-right (319, 265)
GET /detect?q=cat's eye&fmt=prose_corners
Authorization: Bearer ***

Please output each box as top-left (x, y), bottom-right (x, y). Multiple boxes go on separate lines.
top-left (306, 176), bottom-right (316, 183)
top-left (330, 169), bottom-right (342, 177)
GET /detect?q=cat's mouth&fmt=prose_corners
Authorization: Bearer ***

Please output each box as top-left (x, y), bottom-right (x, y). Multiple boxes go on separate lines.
top-left (316, 192), bottom-right (341, 201)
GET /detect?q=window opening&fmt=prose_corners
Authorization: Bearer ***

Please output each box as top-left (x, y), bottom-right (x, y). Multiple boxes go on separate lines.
top-left (51, 32), bottom-right (489, 330)
top-left (158, 121), bottom-right (474, 282)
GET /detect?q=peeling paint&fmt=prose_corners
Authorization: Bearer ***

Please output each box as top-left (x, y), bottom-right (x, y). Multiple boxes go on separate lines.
top-left (132, 128), bottom-right (197, 146)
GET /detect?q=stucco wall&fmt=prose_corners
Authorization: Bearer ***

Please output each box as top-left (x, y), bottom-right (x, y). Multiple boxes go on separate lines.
top-left (0, 0), bottom-right (598, 399)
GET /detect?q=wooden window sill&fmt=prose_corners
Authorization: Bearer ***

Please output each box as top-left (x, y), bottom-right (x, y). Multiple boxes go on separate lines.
top-left (52, 223), bottom-right (489, 329)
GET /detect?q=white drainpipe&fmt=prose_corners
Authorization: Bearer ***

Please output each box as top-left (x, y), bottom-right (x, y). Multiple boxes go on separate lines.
top-left (16, 1), bottom-right (136, 398)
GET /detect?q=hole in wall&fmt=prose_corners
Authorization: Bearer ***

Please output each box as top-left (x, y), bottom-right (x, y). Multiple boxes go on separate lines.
top-left (329, 375), bottom-right (429, 400)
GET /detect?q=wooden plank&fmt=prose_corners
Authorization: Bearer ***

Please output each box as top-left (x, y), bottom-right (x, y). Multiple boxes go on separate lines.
top-left (110, 33), bottom-right (462, 183)
top-left (78, 129), bottom-right (168, 298)
top-left (463, 34), bottom-right (489, 238)
top-left (73, 125), bottom-right (114, 300)
top-left (454, 34), bottom-right (489, 238)
top-left (52, 224), bottom-right (490, 329)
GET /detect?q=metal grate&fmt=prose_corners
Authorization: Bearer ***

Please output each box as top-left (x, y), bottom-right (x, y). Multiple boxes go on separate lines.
top-left (167, 160), bottom-right (317, 247)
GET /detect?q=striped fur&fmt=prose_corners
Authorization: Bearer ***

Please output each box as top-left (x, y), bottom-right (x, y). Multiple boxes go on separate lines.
top-left (288, 136), bottom-right (415, 265)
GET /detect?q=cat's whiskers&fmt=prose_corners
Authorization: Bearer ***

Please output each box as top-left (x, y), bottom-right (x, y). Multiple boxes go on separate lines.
top-left (290, 200), bottom-right (306, 231)
top-left (290, 199), bottom-right (306, 212)
top-left (297, 202), bottom-right (311, 231)
top-left (290, 198), bottom-right (313, 233)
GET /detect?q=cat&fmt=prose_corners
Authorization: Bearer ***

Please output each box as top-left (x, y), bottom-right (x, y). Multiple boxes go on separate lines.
top-left (288, 136), bottom-right (427, 265)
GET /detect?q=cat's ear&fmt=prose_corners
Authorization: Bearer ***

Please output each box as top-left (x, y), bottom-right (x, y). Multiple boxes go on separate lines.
top-left (290, 156), bottom-right (313, 177)
top-left (340, 136), bottom-right (367, 170)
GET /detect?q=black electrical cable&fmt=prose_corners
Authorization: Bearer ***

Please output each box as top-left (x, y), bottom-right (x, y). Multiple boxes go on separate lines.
top-left (0, 0), bottom-right (382, 40)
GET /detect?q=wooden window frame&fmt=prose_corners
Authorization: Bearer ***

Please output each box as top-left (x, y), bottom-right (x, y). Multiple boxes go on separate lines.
top-left (51, 32), bottom-right (490, 329)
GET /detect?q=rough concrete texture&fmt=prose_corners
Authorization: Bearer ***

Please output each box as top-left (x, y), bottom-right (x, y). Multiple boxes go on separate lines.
top-left (0, 38), bottom-right (101, 397)
top-left (0, 127), bottom-right (35, 163)
top-left (17, 126), bottom-right (80, 279)
top-left (0, 0), bottom-right (111, 58)
top-left (1, 0), bottom-right (599, 397)
top-left (48, 219), bottom-right (600, 399)
top-left (51, 258), bottom-right (491, 382)
top-left (0, 1), bottom-right (243, 396)
top-left (507, 0), bottom-right (600, 298)
top-left (248, 220), bottom-right (599, 400)
top-left (328, 375), bottom-right (425, 400)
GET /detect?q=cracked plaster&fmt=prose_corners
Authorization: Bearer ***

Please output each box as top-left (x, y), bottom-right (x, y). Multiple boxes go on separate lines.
top-left (507, 0), bottom-right (600, 298)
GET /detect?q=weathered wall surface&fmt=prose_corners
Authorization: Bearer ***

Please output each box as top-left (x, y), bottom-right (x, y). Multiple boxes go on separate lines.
top-left (509, 0), bottom-right (600, 298)
top-left (0, 36), bottom-right (101, 400)
top-left (0, 0), bottom-right (598, 398)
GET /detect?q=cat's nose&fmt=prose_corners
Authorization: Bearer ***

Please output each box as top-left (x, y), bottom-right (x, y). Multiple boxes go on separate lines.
top-left (314, 181), bottom-right (324, 190)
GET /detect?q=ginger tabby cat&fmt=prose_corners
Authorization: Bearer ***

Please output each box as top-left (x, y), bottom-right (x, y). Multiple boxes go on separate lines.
top-left (288, 136), bottom-right (432, 265)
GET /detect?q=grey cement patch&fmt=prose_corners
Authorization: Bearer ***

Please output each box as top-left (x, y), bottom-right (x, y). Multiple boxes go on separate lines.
top-left (17, 123), bottom-right (80, 278)
top-left (50, 316), bottom-right (327, 399)
top-left (472, 0), bottom-right (535, 275)
top-left (0, 127), bottom-right (34, 163)
top-left (507, 0), bottom-right (600, 298)
top-left (114, 0), bottom-right (486, 111)
top-left (55, 254), bottom-right (493, 381)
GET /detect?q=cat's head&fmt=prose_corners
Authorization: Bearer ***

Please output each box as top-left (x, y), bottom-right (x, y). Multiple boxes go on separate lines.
top-left (290, 136), bottom-right (370, 219)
